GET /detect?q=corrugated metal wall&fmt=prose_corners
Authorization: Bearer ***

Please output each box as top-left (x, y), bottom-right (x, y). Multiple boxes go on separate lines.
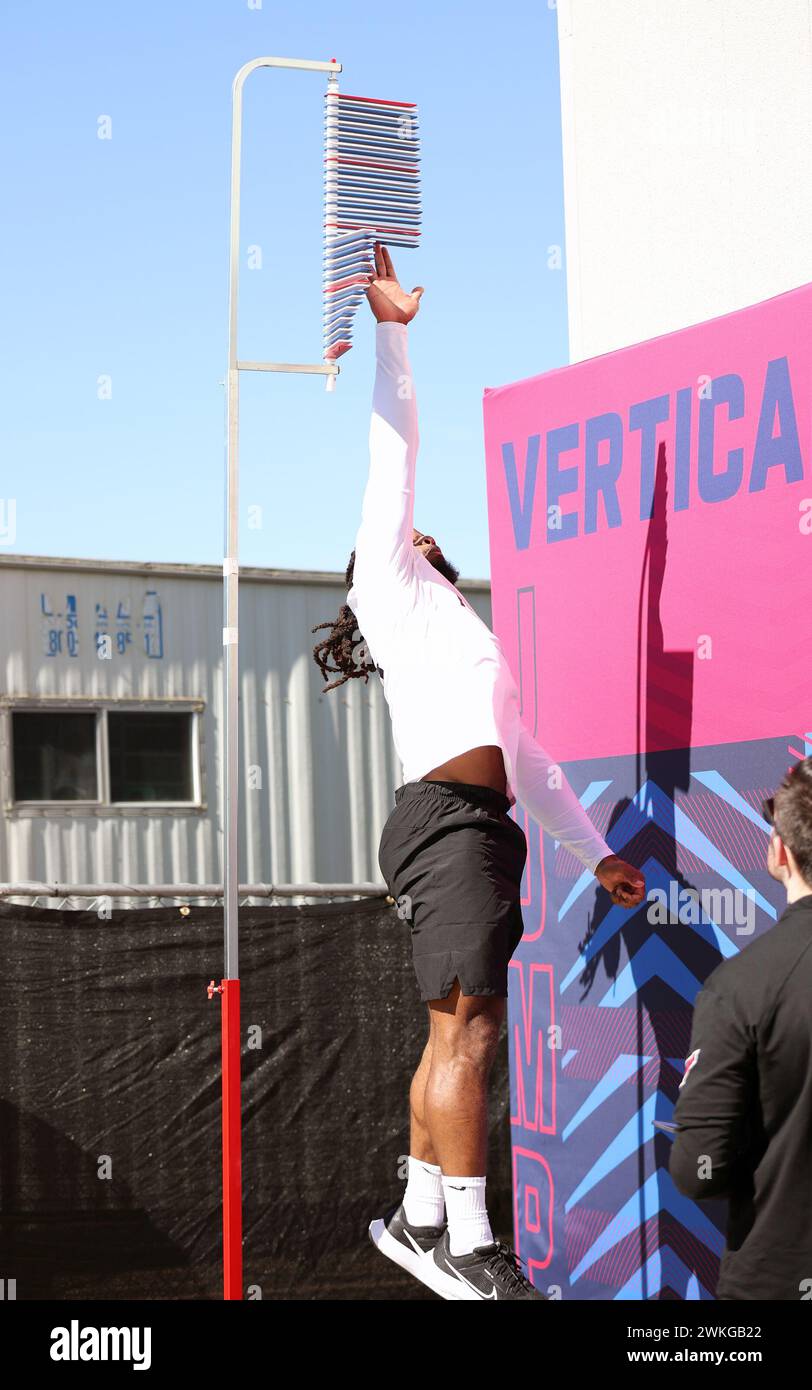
top-left (0, 555), bottom-right (492, 902)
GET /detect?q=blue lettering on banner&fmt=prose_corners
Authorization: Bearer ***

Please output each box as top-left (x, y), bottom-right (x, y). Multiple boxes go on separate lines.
top-left (500, 355), bottom-right (805, 546)
top-left (630, 394), bottom-right (670, 521)
top-left (698, 374), bottom-right (744, 504)
top-left (546, 423), bottom-right (579, 542)
top-left (500, 435), bottom-right (540, 550)
top-left (584, 412), bottom-right (623, 534)
top-left (674, 387), bottom-right (692, 513)
top-left (749, 357), bottom-right (803, 492)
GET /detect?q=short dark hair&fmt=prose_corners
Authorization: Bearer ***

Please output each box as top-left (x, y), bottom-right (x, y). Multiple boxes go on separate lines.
top-left (773, 756), bottom-right (812, 885)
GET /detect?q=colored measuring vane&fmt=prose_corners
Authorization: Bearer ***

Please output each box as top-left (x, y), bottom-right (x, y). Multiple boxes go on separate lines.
top-left (323, 83), bottom-right (422, 368)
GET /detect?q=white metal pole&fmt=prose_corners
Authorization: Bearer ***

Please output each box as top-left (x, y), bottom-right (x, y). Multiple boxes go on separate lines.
top-left (221, 52), bottom-right (343, 1300)
top-left (224, 55), bottom-right (341, 981)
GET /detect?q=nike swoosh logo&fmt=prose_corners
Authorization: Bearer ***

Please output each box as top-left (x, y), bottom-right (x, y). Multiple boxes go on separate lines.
top-left (443, 1258), bottom-right (497, 1299)
top-left (402, 1229), bottom-right (430, 1257)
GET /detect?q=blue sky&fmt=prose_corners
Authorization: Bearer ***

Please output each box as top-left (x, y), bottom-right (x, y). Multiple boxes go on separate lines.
top-left (0, 0), bottom-right (568, 580)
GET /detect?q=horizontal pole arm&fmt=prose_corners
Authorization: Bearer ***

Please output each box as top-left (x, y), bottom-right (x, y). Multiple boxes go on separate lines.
top-left (237, 360), bottom-right (339, 375)
top-left (234, 56), bottom-right (341, 89)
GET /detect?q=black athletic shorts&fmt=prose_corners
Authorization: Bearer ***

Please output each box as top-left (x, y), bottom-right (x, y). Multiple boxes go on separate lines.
top-left (377, 778), bottom-right (528, 1002)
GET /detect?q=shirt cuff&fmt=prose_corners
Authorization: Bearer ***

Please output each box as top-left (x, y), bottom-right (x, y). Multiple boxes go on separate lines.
top-left (588, 844), bottom-right (614, 875)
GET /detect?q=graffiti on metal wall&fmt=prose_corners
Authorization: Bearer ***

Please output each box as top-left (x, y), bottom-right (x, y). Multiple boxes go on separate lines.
top-left (40, 588), bottom-right (164, 659)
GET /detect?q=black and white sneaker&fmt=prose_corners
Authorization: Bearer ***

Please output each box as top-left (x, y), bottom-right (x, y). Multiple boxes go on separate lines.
top-left (426, 1229), bottom-right (547, 1300)
top-left (368, 1200), bottom-right (446, 1287)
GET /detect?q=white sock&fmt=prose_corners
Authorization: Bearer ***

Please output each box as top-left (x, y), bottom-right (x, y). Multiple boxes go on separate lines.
top-left (441, 1174), bottom-right (493, 1255)
top-left (403, 1156), bottom-right (445, 1228)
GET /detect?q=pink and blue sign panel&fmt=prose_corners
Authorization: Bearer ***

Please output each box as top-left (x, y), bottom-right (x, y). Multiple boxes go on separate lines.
top-left (482, 282), bottom-right (812, 1299)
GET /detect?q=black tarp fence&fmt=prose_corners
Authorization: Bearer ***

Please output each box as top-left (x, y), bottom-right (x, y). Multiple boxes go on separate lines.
top-left (0, 898), bottom-right (514, 1300)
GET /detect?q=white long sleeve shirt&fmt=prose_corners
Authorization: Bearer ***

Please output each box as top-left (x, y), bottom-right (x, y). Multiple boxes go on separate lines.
top-left (346, 321), bottom-right (612, 875)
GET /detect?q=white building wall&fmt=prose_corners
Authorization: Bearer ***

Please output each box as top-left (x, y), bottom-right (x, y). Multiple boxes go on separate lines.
top-left (0, 555), bottom-right (492, 903)
top-left (557, 0), bottom-right (812, 360)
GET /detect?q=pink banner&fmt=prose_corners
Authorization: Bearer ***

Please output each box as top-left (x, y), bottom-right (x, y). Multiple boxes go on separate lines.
top-left (483, 282), bottom-right (811, 763)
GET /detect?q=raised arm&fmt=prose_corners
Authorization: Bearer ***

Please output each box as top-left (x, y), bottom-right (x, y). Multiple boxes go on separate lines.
top-left (512, 721), bottom-right (646, 905)
top-left (354, 244), bottom-right (425, 581)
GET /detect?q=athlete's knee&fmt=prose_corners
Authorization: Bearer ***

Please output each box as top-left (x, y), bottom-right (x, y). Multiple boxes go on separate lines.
top-left (434, 1035), bottom-right (498, 1091)
top-left (432, 994), bottom-right (503, 1073)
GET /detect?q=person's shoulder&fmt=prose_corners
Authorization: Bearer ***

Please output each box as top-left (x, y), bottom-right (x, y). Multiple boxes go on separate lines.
top-left (351, 549), bottom-right (421, 621)
top-left (352, 541), bottom-right (415, 586)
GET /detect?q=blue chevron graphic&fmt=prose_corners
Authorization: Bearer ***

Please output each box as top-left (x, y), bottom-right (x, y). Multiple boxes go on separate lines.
top-left (569, 1171), bottom-right (725, 1283)
top-left (557, 778), bottom-right (778, 922)
top-left (598, 935), bottom-right (702, 1008)
top-left (691, 769), bottom-right (772, 831)
top-left (562, 1055), bottom-right (651, 1140)
top-left (510, 734), bottom-right (789, 1299)
top-left (613, 1247), bottom-right (715, 1300)
top-left (558, 854), bottom-right (738, 996)
top-left (565, 1090), bottom-right (677, 1208)
top-left (580, 778), bottom-right (614, 815)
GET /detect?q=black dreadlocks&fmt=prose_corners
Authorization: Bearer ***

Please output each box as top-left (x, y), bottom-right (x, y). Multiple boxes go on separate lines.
top-left (311, 549), bottom-right (384, 693)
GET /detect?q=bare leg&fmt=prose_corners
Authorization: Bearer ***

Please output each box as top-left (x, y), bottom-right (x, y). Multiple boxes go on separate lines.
top-left (409, 1035), bottom-right (438, 1164)
top-left (423, 980), bottom-right (505, 1175)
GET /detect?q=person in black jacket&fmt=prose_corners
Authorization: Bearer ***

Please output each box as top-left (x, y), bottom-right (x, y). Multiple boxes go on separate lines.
top-left (669, 755), bottom-right (812, 1300)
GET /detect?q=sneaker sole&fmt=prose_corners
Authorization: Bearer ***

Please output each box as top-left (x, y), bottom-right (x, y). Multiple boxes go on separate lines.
top-left (427, 1256), bottom-right (547, 1301)
top-left (368, 1218), bottom-right (459, 1296)
top-left (421, 1256), bottom-right (493, 1300)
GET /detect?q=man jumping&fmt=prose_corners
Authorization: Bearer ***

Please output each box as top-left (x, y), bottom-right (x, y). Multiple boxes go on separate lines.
top-left (312, 243), bottom-right (646, 1300)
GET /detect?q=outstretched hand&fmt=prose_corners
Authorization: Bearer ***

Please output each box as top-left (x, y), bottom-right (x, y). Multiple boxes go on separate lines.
top-left (595, 855), bottom-right (646, 909)
top-left (366, 242), bottom-right (424, 324)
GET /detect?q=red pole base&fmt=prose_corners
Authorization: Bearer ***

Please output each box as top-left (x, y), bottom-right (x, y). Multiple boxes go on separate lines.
top-left (220, 978), bottom-right (243, 1299)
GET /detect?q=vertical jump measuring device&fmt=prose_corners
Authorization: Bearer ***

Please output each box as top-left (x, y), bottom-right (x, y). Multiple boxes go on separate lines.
top-left (214, 55), bottom-right (421, 1300)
